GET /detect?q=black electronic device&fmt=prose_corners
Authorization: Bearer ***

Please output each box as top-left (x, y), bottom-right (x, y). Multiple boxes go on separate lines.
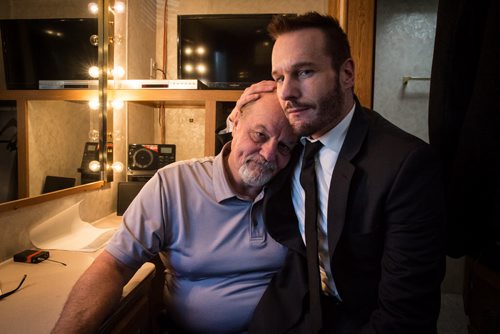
top-left (0, 18), bottom-right (98, 89)
top-left (14, 249), bottom-right (49, 263)
top-left (117, 181), bottom-right (147, 216)
top-left (177, 14), bottom-right (289, 89)
top-left (128, 144), bottom-right (176, 181)
top-left (42, 176), bottom-right (76, 193)
top-left (78, 142), bottom-right (100, 184)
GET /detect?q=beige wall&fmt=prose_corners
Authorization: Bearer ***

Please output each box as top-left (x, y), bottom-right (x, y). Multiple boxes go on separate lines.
top-left (28, 101), bottom-right (92, 196)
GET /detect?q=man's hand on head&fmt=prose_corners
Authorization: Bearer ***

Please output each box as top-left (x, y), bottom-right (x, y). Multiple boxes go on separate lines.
top-left (229, 80), bottom-right (277, 125)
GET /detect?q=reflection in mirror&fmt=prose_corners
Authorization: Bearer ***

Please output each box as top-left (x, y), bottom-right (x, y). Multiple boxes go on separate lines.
top-left (0, 0), bottom-right (104, 205)
top-left (28, 100), bottom-right (100, 197)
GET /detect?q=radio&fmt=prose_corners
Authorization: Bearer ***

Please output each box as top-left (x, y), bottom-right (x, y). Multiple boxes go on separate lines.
top-left (128, 144), bottom-right (176, 180)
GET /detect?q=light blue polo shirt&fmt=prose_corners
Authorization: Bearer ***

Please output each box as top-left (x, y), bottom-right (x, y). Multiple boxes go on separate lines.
top-left (106, 145), bottom-right (287, 333)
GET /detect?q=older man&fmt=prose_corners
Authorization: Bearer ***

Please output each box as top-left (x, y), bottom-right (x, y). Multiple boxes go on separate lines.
top-left (52, 92), bottom-right (297, 334)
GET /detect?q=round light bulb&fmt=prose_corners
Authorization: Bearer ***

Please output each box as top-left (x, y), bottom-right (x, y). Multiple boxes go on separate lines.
top-left (196, 46), bottom-right (205, 55)
top-left (111, 99), bottom-right (124, 110)
top-left (111, 161), bottom-right (124, 173)
top-left (185, 47), bottom-right (193, 55)
top-left (114, 1), bottom-right (125, 13)
top-left (88, 160), bottom-right (101, 172)
top-left (88, 66), bottom-right (99, 78)
top-left (88, 129), bottom-right (99, 142)
top-left (184, 64), bottom-right (193, 73)
top-left (88, 2), bottom-right (98, 15)
top-left (196, 63), bottom-right (207, 74)
top-left (112, 66), bottom-right (125, 79)
top-left (88, 99), bottom-right (99, 110)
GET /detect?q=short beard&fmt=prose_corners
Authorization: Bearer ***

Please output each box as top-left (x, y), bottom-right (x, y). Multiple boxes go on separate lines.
top-left (291, 78), bottom-right (344, 137)
top-left (239, 154), bottom-right (277, 187)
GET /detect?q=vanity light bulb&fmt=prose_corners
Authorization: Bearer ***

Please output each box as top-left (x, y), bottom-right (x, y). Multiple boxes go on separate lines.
top-left (114, 1), bottom-right (125, 13)
top-left (88, 99), bottom-right (99, 110)
top-left (185, 47), bottom-right (193, 55)
top-left (88, 66), bottom-right (100, 78)
top-left (111, 161), bottom-right (124, 173)
top-left (184, 64), bottom-right (193, 73)
top-left (88, 2), bottom-right (98, 14)
top-left (88, 129), bottom-right (100, 142)
top-left (89, 160), bottom-right (101, 172)
top-left (111, 99), bottom-right (124, 110)
top-left (196, 46), bottom-right (206, 55)
top-left (196, 63), bottom-right (207, 74)
top-left (112, 66), bottom-right (125, 79)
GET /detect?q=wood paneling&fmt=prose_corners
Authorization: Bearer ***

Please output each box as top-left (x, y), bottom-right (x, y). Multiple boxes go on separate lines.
top-left (329, 0), bottom-right (375, 108)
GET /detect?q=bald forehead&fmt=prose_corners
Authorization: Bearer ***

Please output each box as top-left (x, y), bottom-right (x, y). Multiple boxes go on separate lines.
top-left (240, 92), bottom-right (282, 118)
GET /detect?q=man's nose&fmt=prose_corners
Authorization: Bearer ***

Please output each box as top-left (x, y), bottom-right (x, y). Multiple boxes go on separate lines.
top-left (279, 77), bottom-right (299, 101)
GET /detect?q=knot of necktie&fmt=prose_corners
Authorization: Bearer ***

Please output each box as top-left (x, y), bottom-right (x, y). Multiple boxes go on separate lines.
top-left (300, 140), bottom-right (323, 187)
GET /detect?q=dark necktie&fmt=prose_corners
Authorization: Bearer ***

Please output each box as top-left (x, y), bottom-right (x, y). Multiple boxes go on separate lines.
top-left (300, 140), bottom-right (323, 332)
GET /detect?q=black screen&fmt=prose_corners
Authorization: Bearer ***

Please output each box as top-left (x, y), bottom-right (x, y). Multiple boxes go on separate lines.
top-left (178, 14), bottom-right (281, 89)
top-left (0, 18), bottom-right (98, 89)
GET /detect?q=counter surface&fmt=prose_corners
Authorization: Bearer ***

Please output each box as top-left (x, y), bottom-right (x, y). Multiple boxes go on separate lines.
top-left (0, 214), bottom-right (155, 333)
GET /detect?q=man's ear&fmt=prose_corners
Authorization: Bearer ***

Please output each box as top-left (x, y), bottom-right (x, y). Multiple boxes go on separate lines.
top-left (339, 58), bottom-right (355, 90)
top-left (232, 112), bottom-right (240, 131)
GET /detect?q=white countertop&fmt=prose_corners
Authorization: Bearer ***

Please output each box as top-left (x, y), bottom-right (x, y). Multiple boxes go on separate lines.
top-left (0, 214), bottom-right (155, 334)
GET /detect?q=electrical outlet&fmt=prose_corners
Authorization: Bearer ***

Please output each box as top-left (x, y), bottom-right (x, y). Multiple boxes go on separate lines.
top-left (149, 58), bottom-right (157, 79)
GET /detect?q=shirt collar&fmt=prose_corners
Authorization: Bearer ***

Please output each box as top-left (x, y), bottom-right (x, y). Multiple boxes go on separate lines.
top-left (300, 102), bottom-right (356, 153)
top-left (213, 143), bottom-right (235, 202)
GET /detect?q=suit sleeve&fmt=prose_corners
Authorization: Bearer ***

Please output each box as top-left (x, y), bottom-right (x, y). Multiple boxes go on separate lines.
top-left (363, 145), bottom-right (446, 333)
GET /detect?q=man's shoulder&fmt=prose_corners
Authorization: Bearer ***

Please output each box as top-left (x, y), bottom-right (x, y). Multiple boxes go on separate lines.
top-left (156, 156), bottom-right (217, 177)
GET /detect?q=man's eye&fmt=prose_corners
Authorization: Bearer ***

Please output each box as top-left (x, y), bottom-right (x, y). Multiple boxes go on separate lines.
top-left (251, 131), bottom-right (266, 142)
top-left (298, 70), bottom-right (313, 78)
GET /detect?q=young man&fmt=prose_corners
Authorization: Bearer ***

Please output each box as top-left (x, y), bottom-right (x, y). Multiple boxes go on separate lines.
top-left (51, 92), bottom-right (298, 333)
top-left (243, 12), bottom-right (446, 333)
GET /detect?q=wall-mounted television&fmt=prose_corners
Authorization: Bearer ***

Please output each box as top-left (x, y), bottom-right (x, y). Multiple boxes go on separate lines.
top-left (178, 14), bottom-right (284, 89)
top-left (0, 18), bottom-right (98, 89)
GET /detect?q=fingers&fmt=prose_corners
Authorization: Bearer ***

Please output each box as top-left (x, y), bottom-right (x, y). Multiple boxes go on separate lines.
top-left (229, 81), bottom-right (277, 124)
top-left (244, 80), bottom-right (276, 96)
top-left (235, 80), bottom-right (276, 110)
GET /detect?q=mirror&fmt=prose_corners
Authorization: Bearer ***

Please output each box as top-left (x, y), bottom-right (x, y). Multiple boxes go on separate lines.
top-left (0, 0), bottom-right (108, 205)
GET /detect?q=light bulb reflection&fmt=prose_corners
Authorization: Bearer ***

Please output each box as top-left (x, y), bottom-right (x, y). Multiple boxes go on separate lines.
top-left (111, 99), bottom-right (124, 110)
top-left (88, 160), bottom-right (101, 172)
top-left (88, 2), bottom-right (98, 14)
top-left (196, 46), bottom-right (205, 55)
top-left (88, 129), bottom-right (99, 142)
top-left (112, 66), bottom-right (125, 79)
top-left (88, 66), bottom-right (99, 78)
top-left (111, 161), bottom-right (124, 173)
top-left (114, 1), bottom-right (125, 13)
top-left (88, 99), bottom-right (99, 110)
top-left (196, 64), bottom-right (207, 74)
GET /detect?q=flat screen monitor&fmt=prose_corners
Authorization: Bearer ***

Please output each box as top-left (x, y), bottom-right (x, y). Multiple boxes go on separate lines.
top-left (178, 14), bottom-right (284, 89)
top-left (0, 18), bottom-right (98, 89)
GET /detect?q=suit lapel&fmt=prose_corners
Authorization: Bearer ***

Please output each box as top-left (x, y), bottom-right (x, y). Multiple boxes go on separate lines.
top-left (264, 147), bottom-right (306, 256)
top-left (327, 101), bottom-right (369, 259)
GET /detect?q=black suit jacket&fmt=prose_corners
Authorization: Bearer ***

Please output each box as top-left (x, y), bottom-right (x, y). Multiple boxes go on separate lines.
top-left (249, 102), bottom-right (446, 333)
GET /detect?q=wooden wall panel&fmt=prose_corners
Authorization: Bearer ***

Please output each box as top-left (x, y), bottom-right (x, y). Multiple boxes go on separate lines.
top-left (329, 0), bottom-right (375, 108)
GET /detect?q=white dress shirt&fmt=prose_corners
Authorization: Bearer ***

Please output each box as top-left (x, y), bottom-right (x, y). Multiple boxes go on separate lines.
top-left (292, 104), bottom-right (355, 298)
